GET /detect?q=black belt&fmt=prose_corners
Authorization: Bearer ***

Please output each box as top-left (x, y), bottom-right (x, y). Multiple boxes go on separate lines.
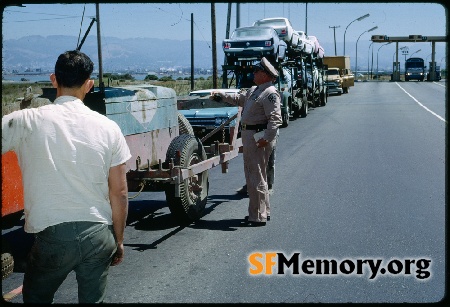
top-left (241, 123), bottom-right (267, 132)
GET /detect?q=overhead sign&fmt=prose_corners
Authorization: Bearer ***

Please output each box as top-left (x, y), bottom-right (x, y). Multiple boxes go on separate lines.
top-left (371, 35), bottom-right (445, 43)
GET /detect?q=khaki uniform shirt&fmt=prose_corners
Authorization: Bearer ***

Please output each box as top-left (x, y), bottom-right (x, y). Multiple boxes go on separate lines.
top-left (219, 81), bottom-right (282, 142)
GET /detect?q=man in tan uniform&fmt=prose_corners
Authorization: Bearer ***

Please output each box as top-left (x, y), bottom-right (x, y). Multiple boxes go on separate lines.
top-left (210, 57), bottom-right (282, 226)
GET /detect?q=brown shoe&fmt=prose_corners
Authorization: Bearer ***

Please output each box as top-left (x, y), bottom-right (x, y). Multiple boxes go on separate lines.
top-left (244, 220), bottom-right (266, 227)
top-left (245, 215), bottom-right (270, 222)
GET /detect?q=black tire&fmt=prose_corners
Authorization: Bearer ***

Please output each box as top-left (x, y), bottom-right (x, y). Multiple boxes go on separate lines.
top-left (164, 134), bottom-right (209, 224)
top-left (314, 94), bottom-right (320, 108)
top-left (281, 104), bottom-right (289, 128)
top-left (300, 101), bottom-right (308, 118)
top-left (320, 91), bottom-right (327, 106)
top-left (292, 103), bottom-right (301, 118)
top-left (1, 238), bottom-right (14, 280)
top-left (177, 112), bottom-right (194, 135)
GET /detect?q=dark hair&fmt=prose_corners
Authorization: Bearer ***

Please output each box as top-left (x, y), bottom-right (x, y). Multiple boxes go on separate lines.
top-left (54, 50), bottom-right (94, 88)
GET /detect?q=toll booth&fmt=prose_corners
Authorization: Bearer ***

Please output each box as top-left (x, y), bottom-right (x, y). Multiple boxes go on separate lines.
top-left (391, 61), bottom-right (400, 81)
top-left (427, 62), bottom-right (441, 81)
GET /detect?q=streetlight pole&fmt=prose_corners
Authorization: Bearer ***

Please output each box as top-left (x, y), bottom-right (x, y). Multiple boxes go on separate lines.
top-left (356, 26), bottom-right (377, 80)
top-left (409, 49), bottom-right (421, 59)
top-left (344, 13), bottom-right (369, 55)
top-left (368, 41), bottom-right (374, 80)
top-left (329, 25), bottom-right (340, 56)
top-left (376, 42), bottom-right (391, 80)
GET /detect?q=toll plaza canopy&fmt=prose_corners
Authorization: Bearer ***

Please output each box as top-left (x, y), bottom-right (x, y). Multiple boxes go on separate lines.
top-left (371, 34), bottom-right (446, 81)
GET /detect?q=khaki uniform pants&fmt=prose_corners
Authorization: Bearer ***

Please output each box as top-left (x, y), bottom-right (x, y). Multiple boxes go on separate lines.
top-left (242, 130), bottom-right (274, 222)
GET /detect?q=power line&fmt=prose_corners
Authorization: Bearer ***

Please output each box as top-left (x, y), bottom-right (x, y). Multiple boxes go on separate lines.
top-left (5, 9), bottom-right (83, 18)
top-left (153, 4), bottom-right (211, 49)
top-left (6, 17), bottom-right (82, 23)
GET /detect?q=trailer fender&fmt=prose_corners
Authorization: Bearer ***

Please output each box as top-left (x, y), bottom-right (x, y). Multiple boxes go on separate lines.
top-left (177, 112), bottom-right (194, 135)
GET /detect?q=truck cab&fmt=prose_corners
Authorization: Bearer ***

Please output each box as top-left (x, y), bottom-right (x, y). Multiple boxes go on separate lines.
top-left (405, 57), bottom-right (425, 81)
top-left (325, 67), bottom-right (343, 95)
top-left (323, 56), bottom-right (354, 93)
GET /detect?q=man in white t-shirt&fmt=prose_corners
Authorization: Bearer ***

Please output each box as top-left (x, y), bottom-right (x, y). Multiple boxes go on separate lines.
top-left (1, 50), bottom-right (131, 303)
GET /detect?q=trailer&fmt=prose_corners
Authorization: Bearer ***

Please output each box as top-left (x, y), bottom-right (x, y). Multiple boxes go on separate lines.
top-left (1, 84), bottom-right (244, 279)
top-left (1, 3), bottom-right (248, 279)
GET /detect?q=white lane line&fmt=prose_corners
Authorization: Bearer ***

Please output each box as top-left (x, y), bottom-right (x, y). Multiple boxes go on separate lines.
top-left (433, 81), bottom-right (446, 88)
top-left (395, 82), bottom-right (447, 123)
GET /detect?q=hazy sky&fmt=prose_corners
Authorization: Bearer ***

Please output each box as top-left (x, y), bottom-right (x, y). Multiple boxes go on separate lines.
top-left (1, 2), bottom-right (447, 66)
top-left (3, 2), bottom-right (446, 41)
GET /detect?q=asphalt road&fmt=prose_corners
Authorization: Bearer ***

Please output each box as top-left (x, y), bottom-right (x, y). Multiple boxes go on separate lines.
top-left (2, 80), bottom-right (446, 303)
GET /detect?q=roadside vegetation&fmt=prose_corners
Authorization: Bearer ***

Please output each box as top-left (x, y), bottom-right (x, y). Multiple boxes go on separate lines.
top-left (3, 71), bottom-right (406, 117)
top-left (2, 74), bottom-right (221, 116)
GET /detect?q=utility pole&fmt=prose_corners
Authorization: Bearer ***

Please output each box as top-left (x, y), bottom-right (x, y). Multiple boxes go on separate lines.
top-left (305, 2), bottom-right (308, 33)
top-left (329, 25), bottom-right (340, 55)
top-left (95, 3), bottom-right (104, 92)
top-left (236, 3), bottom-right (240, 28)
top-left (211, 3), bottom-right (218, 88)
top-left (191, 13), bottom-right (194, 91)
top-left (222, 3), bottom-right (232, 88)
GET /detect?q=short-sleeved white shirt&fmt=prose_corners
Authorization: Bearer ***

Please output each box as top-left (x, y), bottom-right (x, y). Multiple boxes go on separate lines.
top-left (2, 96), bottom-right (131, 233)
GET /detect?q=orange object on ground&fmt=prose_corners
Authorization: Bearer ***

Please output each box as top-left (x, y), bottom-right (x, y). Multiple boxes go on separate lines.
top-left (1, 151), bottom-right (24, 217)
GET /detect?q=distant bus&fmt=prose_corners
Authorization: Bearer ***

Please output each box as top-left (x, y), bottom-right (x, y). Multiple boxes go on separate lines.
top-left (405, 57), bottom-right (425, 81)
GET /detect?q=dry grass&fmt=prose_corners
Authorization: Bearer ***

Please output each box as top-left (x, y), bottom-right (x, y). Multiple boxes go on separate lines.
top-left (2, 78), bottom-right (220, 117)
top-left (2, 83), bottom-right (48, 116)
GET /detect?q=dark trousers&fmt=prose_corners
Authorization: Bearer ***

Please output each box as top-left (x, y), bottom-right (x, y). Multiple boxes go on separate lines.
top-left (23, 221), bottom-right (117, 303)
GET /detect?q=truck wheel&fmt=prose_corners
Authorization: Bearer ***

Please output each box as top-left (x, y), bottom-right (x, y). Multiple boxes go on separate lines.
top-left (292, 104), bottom-right (301, 118)
top-left (314, 95), bottom-right (320, 108)
top-left (320, 91), bottom-right (327, 106)
top-left (300, 101), bottom-right (308, 118)
top-left (281, 105), bottom-right (289, 127)
top-left (177, 112), bottom-right (194, 135)
top-left (1, 238), bottom-right (14, 280)
top-left (165, 134), bottom-right (209, 224)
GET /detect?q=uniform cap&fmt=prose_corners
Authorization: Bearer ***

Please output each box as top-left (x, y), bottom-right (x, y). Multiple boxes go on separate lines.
top-left (254, 57), bottom-right (278, 78)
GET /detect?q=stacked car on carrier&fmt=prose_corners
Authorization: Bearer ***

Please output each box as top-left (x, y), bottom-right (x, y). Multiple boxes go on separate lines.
top-left (180, 16), bottom-right (328, 142)
top-left (222, 17), bottom-right (327, 127)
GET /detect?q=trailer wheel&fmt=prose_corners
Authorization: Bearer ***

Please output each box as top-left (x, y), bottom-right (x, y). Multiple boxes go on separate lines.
top-left (165, 134), bottom-right (209, 224)
top-left (177, 112), bottom-right (194, 135)
top-left (1, 238), bottom-right (14, 280)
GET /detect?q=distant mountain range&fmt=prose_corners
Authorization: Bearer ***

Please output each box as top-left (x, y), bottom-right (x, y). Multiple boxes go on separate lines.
top-left (2, 35), bottom-right (224, 73)
top-left (2, 35), bottom-right (446, 73)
